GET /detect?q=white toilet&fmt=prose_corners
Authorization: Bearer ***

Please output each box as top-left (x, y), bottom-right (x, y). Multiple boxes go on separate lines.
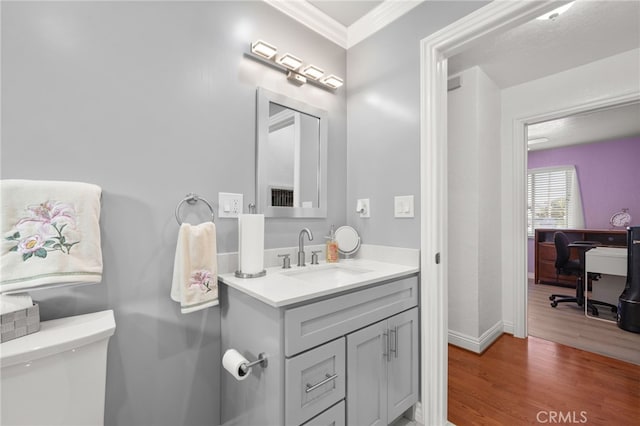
top-left (1, 310), bottom-right (116, 426)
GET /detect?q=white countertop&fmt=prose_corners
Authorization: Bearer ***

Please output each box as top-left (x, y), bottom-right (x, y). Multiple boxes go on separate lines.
top-left (218, 258), bottom-right (419, 308)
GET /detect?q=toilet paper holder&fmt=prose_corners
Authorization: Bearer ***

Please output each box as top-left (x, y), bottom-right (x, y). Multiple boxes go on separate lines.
top-left (240, 352), bottom-right (268, 373)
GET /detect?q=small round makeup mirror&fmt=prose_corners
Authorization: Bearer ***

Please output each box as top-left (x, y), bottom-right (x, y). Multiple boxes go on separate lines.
top-left (334, 226), bottom-right (361, 256)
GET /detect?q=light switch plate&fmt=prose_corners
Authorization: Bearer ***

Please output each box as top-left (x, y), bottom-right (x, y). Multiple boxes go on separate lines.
top-left (394, 195), bottom-right (414, 218)
top-left (218, 192), bottom-right (243, 218)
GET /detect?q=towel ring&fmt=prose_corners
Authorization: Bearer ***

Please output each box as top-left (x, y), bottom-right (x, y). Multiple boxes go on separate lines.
top-left (175, 193), bottom-right (215, 225)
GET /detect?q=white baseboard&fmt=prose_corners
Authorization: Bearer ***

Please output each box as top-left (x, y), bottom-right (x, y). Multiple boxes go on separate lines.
top-left (413, 402), bottom-right (423, 424)
top-left (502, 320), bottom-right (514, 335)
top-left (448, 320), bottom-right (504, 353)
top-left (527, 271), bottom-right (534, 279)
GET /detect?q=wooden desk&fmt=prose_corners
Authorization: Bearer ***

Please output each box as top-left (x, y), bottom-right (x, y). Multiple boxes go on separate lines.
top-left (534, 229), bottom-right (626, 286)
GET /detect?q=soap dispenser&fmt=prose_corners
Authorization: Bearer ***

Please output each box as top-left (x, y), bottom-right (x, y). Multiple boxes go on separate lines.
top-left (326, 225), bottom-right (339, 263)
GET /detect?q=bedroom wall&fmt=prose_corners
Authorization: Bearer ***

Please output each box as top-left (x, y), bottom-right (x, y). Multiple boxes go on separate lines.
top-left (527, 136), bottom-right (640, 272)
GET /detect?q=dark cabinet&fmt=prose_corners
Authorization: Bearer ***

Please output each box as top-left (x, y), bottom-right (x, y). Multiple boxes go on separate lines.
top-left (534, 229), bottom-right (626, 286)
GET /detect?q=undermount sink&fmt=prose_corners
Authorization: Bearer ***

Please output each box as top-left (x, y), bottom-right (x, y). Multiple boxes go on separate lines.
top-left (282, 263), bottom-right (372, 284)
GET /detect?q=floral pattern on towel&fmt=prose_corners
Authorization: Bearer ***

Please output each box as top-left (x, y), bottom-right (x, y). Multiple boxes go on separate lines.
top-left (5, 201), bottom-right (80, 261)
top-left (189, 269), bottom-right (215, 293)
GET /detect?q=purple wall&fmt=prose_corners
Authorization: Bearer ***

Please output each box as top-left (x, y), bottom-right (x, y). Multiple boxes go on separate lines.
top-left (527, 137), bottom-right (640, 273)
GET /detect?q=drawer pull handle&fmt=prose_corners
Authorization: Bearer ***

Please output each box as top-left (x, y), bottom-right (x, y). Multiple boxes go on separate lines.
top-left (305, 373), bottom-right (338, 393)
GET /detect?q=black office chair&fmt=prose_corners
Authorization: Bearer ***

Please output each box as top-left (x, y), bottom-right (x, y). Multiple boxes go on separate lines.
top-left (549, 231), bottom-right (617, 316)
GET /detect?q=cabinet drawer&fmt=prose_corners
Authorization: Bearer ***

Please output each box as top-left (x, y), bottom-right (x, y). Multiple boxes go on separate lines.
top-left (302, 401), bottom-right (345, 426)
top-left (285, 338), bottom-right (346, 426)
top-left (537, 243), bottom-right (556, 260)
top-left (284, 275), bottom-right (418, 356)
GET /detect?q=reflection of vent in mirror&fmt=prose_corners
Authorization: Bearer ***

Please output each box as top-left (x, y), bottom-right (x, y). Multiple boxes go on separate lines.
top-left (271, 188), bottom-right (293, 207)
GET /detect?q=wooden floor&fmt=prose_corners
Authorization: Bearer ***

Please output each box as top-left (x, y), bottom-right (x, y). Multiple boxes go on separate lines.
top-left (528, 280), bottom-right (640, 365)
top-left (448, 334), bottom-right (640, 425)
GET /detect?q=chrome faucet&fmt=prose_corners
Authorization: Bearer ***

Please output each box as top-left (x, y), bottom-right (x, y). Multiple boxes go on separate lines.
top-left (297, 228), bottom-right (314, 267)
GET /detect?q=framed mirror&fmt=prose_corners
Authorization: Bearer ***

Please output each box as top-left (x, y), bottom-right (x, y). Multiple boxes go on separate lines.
top-left (256, 87), bottom-right (328, 218)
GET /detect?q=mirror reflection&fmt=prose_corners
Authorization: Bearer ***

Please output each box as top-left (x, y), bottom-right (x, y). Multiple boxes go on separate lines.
top-left (256, 88), bottom-right (328, 218)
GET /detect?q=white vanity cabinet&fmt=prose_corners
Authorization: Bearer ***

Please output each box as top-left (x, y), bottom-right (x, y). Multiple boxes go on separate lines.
top-left (220, 273), bottom-right (419, 426)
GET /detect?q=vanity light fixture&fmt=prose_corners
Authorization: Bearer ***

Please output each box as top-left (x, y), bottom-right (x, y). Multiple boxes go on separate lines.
top-left (536, 1), bottom-right (574, 20)
top-left (251, 40), bottom-right (277, 59)
top-left (276, 53), bottom-right (303, 70)
top-left (301, 65), bottom-right (324, 80)
top-left (248, 39), bottom-right (343, 91)
top-left (321, 75), bottom-right (344, 89)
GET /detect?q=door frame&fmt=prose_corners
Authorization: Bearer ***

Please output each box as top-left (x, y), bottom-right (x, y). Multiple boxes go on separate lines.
top-left (515, 91), bottom-right (640, 336)
top-left (418, 1), bottom-right (560, 424)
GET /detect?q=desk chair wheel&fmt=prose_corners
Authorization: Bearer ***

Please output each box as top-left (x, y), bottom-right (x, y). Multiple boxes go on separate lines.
top-left (550, 301), bottom-right (558, 308)
top-left (549, 295), bottom-right (556, 301)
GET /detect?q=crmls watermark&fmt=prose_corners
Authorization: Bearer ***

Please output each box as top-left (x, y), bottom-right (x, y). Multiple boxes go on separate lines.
top-left (536, 411), bottom-right (588, 424)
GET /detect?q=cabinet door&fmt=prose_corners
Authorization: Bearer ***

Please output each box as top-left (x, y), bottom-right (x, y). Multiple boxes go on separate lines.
top-left (387, 308), bottom-right (419, 421)
top-left (346, 320), bottom-right (388, 426)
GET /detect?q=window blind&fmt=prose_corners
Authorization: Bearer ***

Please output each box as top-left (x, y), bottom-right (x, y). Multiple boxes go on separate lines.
top-left (527, 166), bottom-right (584, 236)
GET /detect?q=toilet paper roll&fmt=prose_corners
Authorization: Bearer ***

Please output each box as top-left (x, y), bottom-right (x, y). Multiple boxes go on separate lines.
top-left (222, 349), bottom-right (251, 381)
top-left (238, 214), bottom-right (264, 274)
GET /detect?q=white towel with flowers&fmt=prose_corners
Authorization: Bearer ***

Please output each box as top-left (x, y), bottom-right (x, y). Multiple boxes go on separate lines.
top-left (0, 180), bottom-right (103, 293)
top-left (171, 222), bottom-right (218, 313)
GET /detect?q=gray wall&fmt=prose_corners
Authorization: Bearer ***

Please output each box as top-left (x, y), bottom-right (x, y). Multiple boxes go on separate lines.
top-left (1, 2), bottom-right (345, 425)
top-left (346, 1), bottom-right (488, 249)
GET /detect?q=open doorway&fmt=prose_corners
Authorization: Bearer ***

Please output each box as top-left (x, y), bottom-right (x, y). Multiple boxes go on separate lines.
top-left (420, 1), bottom-right (639, 422)
top-left (445, 0), bottom-right (639, 344)
top-left (525, 102), bottom-right (640, 365)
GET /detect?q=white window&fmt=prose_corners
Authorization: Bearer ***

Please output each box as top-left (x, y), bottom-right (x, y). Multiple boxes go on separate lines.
top-left (527, 165), bottom-right (584, 237)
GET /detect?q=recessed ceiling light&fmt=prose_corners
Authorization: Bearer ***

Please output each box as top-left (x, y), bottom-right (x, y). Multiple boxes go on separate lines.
top-left (276, 53), bottom-right (303, 70)
top-left (251, 40), bottom-right (277, 59)
top-left (301, 65), bottom-right (324, 80)
top-left (322, 75), bottom-right (344, 89)
top-left (536, 2), bottom-right (575, 21)
top-left (528, 137), bottom-right (550, 145)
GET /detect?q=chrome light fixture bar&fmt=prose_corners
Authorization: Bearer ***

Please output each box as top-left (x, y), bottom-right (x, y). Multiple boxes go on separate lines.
top-left (247, 39), bottom-right (343, 91)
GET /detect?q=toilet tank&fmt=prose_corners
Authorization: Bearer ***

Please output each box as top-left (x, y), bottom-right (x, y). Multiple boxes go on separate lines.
top-left (1, 310), bottom-right (116, 426)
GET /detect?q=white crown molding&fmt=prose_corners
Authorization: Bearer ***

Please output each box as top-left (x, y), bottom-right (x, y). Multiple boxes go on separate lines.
top-left (348, 0), bottom-right (425, 48)
top-left (263, 0), bottom-right (348, 48)
top-left (263, 1), bottom-right (424, 50)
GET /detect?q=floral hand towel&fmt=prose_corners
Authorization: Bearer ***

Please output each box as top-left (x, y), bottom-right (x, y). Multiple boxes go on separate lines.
top-left (0, 180), bottom-right (103, 293)
top-left (171, 222), bottom-right (218, 313)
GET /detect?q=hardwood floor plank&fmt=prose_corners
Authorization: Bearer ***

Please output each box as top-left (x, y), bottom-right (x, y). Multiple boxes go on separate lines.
top-left (448, 335), bottom-right (640, 425)
top-left (528, 280), bottom-right (640, 365)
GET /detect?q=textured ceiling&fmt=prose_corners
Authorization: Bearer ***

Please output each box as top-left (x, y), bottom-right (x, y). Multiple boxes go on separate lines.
top-left (449, 0), bottom-right (640, 89)
top-left (527, 102), bottom-right (640, 151)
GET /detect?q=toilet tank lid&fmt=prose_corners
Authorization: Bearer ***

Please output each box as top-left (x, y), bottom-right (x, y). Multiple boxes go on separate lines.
top-left (1, 310), bottom-right (115, 368)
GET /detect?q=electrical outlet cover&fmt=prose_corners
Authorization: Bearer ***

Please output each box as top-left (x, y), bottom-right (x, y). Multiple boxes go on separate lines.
top-left (218, 192), bottom-right (243, 218)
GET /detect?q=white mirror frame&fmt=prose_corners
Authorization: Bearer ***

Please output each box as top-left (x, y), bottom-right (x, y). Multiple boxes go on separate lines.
top-left (256, 87), bottom-right (328, 218)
